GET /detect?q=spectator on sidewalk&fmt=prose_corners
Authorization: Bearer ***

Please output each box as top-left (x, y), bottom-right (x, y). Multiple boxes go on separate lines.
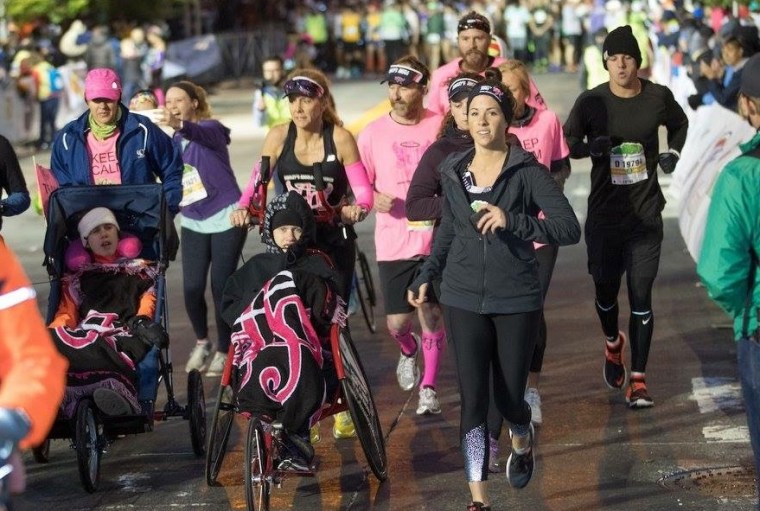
top-left (253, 56), bottom-right (291, 129)
top-left (0, 135), bottom-right (31, 228)
top-left (698, 53), bottom-right (760, 511)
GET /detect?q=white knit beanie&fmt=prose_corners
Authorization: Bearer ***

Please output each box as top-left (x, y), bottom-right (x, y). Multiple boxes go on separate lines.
top-left (78, 207), bottom-right (119, 246)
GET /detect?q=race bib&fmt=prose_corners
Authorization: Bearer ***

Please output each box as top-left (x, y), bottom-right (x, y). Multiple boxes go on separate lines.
top-left (610, 142), bottom-right (647, 185)
top-left (179, 164), bottom-right (208, 207)
top-left (407, 219), bottom-right (435, 232)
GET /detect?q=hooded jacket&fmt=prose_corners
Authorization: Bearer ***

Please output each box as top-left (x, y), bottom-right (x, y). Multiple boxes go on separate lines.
top-left (698, 131), bottom-right (760, 339)
top-left (221, 191), bottom-right (342, 327)
top-left (51, 104), bottom-right (183, 214)
top-left (406, 122), bottom-right (473, 222)
top-left (412, 145), bottom-right (581, 314)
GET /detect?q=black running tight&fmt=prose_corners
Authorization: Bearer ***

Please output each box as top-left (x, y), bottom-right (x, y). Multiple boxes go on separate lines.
top-left (595, 273), bottom-right (655, 373)
top-left (443, 305), bottom-right (540, 481)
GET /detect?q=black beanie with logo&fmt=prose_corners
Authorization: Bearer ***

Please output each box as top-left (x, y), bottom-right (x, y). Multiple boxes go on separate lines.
top-left (602, 25), bottom-right (642, 70)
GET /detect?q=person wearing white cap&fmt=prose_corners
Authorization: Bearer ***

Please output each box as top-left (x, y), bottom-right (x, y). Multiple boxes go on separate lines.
top-left (49, 206), bottom-right (165, 418)
top-left (698, 53), bottom-right (760, 511)
top-left (50, 68), bottom-right (183, 217)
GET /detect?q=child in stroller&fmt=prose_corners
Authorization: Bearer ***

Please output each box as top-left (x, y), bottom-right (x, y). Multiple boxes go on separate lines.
top-left (48, 206), bottom-right (168, 418)
top-left (222, 190), bottom-right (345, 472)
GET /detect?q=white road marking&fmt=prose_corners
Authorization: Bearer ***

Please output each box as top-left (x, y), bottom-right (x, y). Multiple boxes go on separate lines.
top-left (691, 377), bottom-right (749, 443)
top-left (690, 376), bottom-right (743, 414)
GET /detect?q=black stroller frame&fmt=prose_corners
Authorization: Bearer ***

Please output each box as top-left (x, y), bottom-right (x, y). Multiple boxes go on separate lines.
top-left (33, 184), bottom-right (206, 493)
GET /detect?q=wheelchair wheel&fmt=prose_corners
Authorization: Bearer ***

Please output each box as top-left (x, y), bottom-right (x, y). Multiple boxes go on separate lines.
top-left (205, 381), bottom-right (236, 486)
top-left (356, 251), bottom-right (377, 333)
top-left (75, 399), bottom-right (102, 493)
top-left (338, 331), bottom-right (388, 481)
top-left (188, 369), bottom-right (207, 457)
top-left (244, 418), bottom-right (271, 511)
top-left (32, 438), bottom-right (50, 463)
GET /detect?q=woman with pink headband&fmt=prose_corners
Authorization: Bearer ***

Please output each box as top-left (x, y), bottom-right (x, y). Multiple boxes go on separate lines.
top-left (233, 68), bottom-right (373, 300)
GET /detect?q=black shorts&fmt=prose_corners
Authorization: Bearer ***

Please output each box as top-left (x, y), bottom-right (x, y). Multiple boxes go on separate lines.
top-left (378, 259), bottom-right (436, 315)
top-left (584, 216), bottom-right (663, 283)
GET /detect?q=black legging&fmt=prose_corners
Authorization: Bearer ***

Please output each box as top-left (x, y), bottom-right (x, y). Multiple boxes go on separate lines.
top-left (181, 226), bottom-right (246, 353)
top-left (595, 273), bottom-right (656, 373)
top-left (443, 305), bottom-right (540, 482)
top-left (489, 244), bottom-right (558, 439)
top-left (530, 243), bottom-right (559, 373)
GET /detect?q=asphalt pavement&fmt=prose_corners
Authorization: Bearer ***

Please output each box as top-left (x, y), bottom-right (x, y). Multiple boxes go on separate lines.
top-left (7, 71), bottom-right (759, 511)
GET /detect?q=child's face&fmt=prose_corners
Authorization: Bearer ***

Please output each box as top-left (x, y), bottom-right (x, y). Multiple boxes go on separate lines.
top-left (273, 225), bottom-right (303, 250)
top-left (86, 223), bottom-right (119, 258)
top-left (131, 97), bottom-right (158, 111)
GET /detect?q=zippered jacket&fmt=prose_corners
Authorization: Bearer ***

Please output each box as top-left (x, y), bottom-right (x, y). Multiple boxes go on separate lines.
top-left (412, 146), bottom-right (581, 314)
top-left (51, 104), bottom-right (183, 214)
top-left (698, 131), bottom-right (760, 339)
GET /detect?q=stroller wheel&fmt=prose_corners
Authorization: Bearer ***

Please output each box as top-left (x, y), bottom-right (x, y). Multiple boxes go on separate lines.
top-left (75, 400), bottom-right (102, 492)
top-left (244, 418), bottom-right (271, 511)
top-left (188, 369), bottom-right (207, 457)
top-left (32, 438), bottom-right (51, 463)
top-left (206, 381), bottom-right (236, 486)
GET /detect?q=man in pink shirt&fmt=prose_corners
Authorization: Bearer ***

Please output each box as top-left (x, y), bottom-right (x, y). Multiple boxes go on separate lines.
top-left (358, 56), bottom-right (445, 415)
top-left (427, 11), bottom-right (546, 117)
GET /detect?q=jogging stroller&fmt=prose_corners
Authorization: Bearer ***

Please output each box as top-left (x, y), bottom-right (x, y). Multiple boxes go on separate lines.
top-left (32, 184), bottom-right (206, 493)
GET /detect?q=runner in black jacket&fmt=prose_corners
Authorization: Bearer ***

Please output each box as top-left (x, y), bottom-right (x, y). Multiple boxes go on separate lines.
top-left (408, 76), bottom-right (580, 510)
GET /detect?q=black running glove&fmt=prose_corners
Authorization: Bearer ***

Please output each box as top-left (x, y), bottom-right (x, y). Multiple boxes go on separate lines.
top-left (589, 136), bottom-right (612, 158)
top-left (658, 150), bottom-right (680, 174)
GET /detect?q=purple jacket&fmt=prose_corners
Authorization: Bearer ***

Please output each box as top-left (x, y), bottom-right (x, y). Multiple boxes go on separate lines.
top-left (174, 119), bottom-right (241, 220)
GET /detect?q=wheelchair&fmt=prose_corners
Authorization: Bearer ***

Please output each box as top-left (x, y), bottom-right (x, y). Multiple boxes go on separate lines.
top-left (32, 184), bottom-right (206, 493)
top-left (206, 320), bottom-right (387, 510)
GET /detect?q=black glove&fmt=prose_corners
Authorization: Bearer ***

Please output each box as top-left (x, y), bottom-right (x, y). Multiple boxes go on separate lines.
top-left (687, 94), bottom-right (703, 110)
top-left (589, 136), bottom-right (612, 158)
top-left (128, 315), bottom-right (169, 349)
top-left (658, 150), bottom-right (680, 174)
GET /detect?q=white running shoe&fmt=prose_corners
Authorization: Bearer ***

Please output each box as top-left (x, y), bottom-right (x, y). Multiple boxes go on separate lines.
top-left (416, 387), bottom-right (441, 415)
top-left (205, 352), bottom-right (227, 377)
top-left (525, 387), bottom-right (543, 425)
top-left (186, 342), bottom-right (211, 373)
top-left (396, 333), bottom-right (420, 391)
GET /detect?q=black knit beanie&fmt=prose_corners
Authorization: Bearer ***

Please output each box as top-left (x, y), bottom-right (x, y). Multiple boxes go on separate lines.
top-left (602, 25), bottom-right (642, 69)
top-left (271, 209), bottom-right (303, 231)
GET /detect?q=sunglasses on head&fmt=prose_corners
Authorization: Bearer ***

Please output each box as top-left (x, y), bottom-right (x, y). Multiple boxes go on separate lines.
top-left (282, 76), bottom-right (324, 98)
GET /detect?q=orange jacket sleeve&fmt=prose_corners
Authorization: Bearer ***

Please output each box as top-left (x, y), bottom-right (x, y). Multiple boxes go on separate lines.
top-left (0, 241), bottom-right (68, 448)
top-left (47, 282), bottom-right (78, 329)
top-left (137, 288), bottom-right (156, 319)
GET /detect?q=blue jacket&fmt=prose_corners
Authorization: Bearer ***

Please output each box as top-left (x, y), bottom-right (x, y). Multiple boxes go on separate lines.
top-left (51, 104), bottom-right (183, 214)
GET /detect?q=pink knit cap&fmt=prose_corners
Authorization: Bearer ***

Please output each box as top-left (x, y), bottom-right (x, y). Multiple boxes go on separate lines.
top-left (84, 68), bottom-right (122, 101)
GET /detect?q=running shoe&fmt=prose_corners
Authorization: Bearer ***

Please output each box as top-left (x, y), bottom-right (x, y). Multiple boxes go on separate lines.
top-left (93, 388), bottom-right (133, 416)
top-left (603, 331), bottom-right (628, 389)
top-left (488, 436), bottom-right (500, 474)
top-left (205, 352), bottom-right (227, 377)
top-left (506, 423), bottom-right (535, 489)
top-left (332, 411), bottom-right (356, 439)
top-left (525, 387), bottom-right (543, 425)
top-left (186, 341), bottom-right (211, 373)
top-left (466, 503), bottom-right (491, 511)
top-left (626, 378), bottom-right (655, 409)
top-left (416, 387), bottom-right (441, 415)
top-left (396, 333), bottom-right (420, 391)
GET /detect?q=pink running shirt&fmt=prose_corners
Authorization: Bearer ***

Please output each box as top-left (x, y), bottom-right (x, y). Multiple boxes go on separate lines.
top-left (511, 108), bottom-right (569, 169)
top-left (358, 109), bottom-right (442, 262)
top-left (87, 131), bottom-right (122, 185)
